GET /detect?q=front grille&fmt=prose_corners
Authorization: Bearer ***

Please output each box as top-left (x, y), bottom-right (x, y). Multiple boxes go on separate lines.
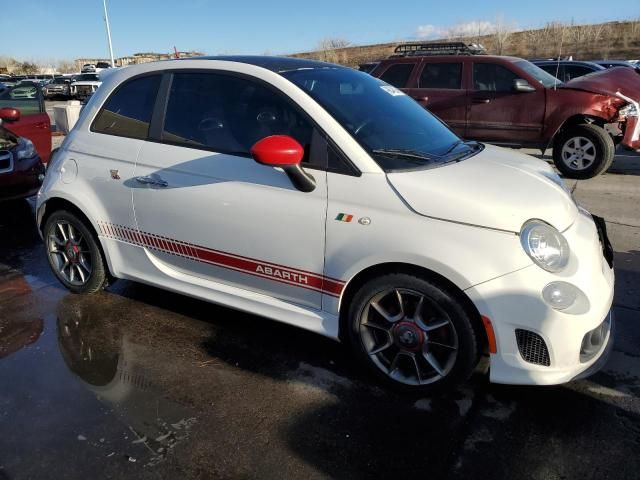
top-left (0, 150), bottom-right (13, 173)
top-left (515, 329), bottom-right (551, 366)
top-left (580, 313), bottom-right (611, 363)
top-left (76, 85), bottom-right (93, 95)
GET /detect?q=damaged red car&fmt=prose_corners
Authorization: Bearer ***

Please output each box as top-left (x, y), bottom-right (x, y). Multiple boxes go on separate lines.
top-left (372, 43), bottom-right (640, 178)
top-left (0, 120), bottom-right (45, 201)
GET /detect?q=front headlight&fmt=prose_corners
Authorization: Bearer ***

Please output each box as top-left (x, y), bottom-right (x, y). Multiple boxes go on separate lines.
top-left (520, 220), bottom-right (570, 272)
top-left (16, 138), bottom-right (36, 160)
top-left (619, 103), bottom-right (638, 118)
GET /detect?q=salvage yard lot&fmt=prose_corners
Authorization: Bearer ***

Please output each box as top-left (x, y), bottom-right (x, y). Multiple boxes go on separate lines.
top-left (0, 140), bottom-right (638, 478)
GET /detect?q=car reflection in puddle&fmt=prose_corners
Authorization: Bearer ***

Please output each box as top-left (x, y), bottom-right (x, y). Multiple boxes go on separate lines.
top-left (56, 294), bottom-right (198, 467)
top-left (0, 274), bottom-right (44, 360)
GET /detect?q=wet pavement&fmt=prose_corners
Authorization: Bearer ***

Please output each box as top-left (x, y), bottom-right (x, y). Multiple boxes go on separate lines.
top-left (1, 162), bottom-right (640, 479)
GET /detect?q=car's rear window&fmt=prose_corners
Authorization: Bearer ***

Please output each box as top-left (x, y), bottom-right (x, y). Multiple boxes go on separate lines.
top-left (379, 63), bottom-right (416, 88)
top-left (419, 63), bottom-right (462, 89)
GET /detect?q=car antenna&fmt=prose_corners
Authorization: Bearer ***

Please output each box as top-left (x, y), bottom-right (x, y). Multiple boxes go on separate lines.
top-left (553, 30), bottom-right (565, 91)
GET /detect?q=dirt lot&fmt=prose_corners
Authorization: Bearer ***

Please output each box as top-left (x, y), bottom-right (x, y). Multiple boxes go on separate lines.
top-left (0, 133), bottom-right (639, 478)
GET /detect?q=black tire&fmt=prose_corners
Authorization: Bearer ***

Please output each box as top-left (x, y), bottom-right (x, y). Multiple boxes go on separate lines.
top-left (552, 123), bottom-right (615, 179)
top-left (44, 210), bottom-right (108, 294)
top-left (346, 273), bottom-right (480, 393)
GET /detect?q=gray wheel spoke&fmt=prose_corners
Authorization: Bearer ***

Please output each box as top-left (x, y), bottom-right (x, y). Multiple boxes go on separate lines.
top-left (421, 319), bottom-right (449, 332)
top-left (389, 352), bottom-right (402, 374)
top-left (362, 321), bottom-right (391, 333)
top-left (426, 340), bottom-right (457, 350)
top-left (370, 300), bottom-right (404, 324)
top-left (423, 351), bottom-right (445, 376)
top-left (57, 223), bottom-right (68, 242)
top-left (75, 265), bottom-right (86, 283)
top-left (409, 354), bottom-right (422, 383)
top-left (369, 336), bottom-right (394, 355)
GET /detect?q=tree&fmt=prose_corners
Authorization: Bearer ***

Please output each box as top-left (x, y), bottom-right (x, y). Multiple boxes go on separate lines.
top-left (491, 15), bottom-right (515, 55)
top-left (56, 60), bottom-right (76, 74)
top-left (18, 61), bottom-right (39, 75)
top-left (315, 37), bottom-right (352, 63)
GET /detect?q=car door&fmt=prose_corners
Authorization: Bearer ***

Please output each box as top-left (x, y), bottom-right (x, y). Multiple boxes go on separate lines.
top-left (405, 60), bottom-right (467, 137)
top-left (467, 61), bottom-right (546, 144)
top-left (132, 71), bottom-right (328, 310)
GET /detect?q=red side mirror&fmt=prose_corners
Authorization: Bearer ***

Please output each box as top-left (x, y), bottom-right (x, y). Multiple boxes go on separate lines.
top-left (250, 135), bottom-right (315, 192)
top-left (251, 135), bottom-right (304, 167)
top-left (0, 107), bottom-right (20, 122)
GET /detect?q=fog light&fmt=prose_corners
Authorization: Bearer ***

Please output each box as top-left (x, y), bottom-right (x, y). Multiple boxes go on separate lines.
top-left (542, 282), bottom-right (581, 310)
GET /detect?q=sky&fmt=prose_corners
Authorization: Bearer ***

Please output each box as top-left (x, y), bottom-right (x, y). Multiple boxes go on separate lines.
top-left (1, 0), bottom-right (638, 62)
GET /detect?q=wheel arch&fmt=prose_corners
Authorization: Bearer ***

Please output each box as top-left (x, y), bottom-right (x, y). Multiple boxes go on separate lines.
top-left (547, 114), bottom-right (609, 149)
top-left (337, 262), bottom-right (488, 351)
top-left (39, 196), bottom-right (114, 278)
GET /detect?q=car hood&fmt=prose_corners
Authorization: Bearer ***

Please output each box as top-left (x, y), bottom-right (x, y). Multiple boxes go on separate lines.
top-left (560, 67), bottom-right (640, 100)
top-left (386, 145), bottom-right (578, 233)
top-left (72, 81), bottom-right (101, 86)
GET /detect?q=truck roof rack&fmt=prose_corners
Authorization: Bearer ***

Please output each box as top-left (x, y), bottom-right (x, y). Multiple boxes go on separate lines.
top-left (392, 42), bottom-right (487, 57)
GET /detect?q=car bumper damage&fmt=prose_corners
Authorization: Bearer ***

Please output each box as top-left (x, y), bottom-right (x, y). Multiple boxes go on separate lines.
top-left (466, 212), bottom-right (615, 385)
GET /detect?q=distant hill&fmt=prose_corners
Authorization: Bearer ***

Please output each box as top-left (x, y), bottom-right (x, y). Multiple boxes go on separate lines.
top-left (292, 20), bottom-right (640, 67)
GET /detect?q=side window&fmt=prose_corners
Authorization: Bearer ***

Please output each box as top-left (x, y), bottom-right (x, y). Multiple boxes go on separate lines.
top-left (379, 63), bottom-right (416, 88)
top-left (473, 63), bottom-right (518, 93)
top-left (419, 63), bottom-right (462, 89)
top-left (162, 73), bottom-right (313, 160)
top-left (92, 75), bottom-right (161, 139)
top-left (564, 65), bottom-right (594, 81)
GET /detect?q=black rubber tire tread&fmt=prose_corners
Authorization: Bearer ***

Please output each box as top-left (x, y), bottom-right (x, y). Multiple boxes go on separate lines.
top-left (552, 123), bottom-right (615, 179)
top-left (44, 210), bottom-right (108, 294)
top-left (346, 273), bottom-right (480, 394)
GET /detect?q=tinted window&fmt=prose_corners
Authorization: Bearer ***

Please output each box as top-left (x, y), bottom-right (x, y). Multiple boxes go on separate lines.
top-left (379, 63), bottom-right (416, 88)
top-left (92, 75), bottom-right (161, 139)
top-left (564, 65), bottom-right (596, 81)
top-left (283, 68), bottom-right (479, 172)
top-left (75, 74), bottom-right (100, 82)
top-left (473, 63), bottom-right (518, 92)
top-left (516, 61), bottom-right (561, 87)
top-left (419, 63), bottom-right (462, 89)
top-left (162, 73), bottom-right (313, 157)
top-left (0, 85), bottom-right (42, 115)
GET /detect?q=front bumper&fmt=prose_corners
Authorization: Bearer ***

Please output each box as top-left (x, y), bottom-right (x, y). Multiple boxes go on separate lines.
top-left (466, 211), bottom-right (615, 385)
top-left (0, 156), bottom-right (45, 201)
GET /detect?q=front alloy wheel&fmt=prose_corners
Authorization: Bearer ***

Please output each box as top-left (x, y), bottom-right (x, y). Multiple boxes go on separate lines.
top-left (348, 274), bottom-right (480, 392)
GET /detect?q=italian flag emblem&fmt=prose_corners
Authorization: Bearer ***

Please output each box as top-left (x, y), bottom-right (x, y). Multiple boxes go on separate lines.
top-left (335, 213), bottom-right (354, 222)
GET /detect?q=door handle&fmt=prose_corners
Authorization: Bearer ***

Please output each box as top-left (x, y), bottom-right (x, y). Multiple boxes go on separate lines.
top-left (472, 98), bottom-right (490, 104)
top-left (136, 175), bottom-right (168, 187)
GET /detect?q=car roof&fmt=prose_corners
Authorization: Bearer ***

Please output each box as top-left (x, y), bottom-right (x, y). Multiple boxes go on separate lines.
top-left (533, 60), bottom-right (604, 68)
top-left (380, 54), bottom-right (526, 63)
top-left (179, 55), bottom-right (345, 73)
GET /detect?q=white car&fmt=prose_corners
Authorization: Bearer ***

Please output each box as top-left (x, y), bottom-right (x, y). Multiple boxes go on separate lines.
top-left (70, 73), bottom-right (102, 100)
top-left (36, 57), bottom-right (614, 392)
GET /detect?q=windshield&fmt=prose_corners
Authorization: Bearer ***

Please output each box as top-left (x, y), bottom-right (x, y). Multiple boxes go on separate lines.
top-left (75, 74), bottom-right (99, 82)
top-left (52, 78), bottom-right (69, 84)
top-left (282, 67), bottom-right (479, 171)
top-left (515, 61), bottom-right (561, 87)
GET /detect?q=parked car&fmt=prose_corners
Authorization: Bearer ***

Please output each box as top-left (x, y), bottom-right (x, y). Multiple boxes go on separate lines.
top-left (371, 43), bottom-right (640, 178)
top-left (532, 60), bottom-right (606, 82)
top-left (592, 60), bottom-right (639, 70)
top-left (81, 64), bottom-right (96, 73)
top-left (37, 56), bottom-right (614, 392)
top-left (70, 73), bottom-right (102, 100)
top-left (44, 77), bottom-right (72, 99)
top-left (0, 122), bottom-right (46, 201)
top-left (0, 85), bottom-right (52, 163)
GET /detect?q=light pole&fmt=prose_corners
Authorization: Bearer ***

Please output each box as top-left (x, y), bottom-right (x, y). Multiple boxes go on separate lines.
top-left (103, 0), bottom-right (116, 67)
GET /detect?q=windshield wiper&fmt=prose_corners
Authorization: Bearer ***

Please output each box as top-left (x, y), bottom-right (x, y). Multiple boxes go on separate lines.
top-left (371, 148), bottom-right (439, 162)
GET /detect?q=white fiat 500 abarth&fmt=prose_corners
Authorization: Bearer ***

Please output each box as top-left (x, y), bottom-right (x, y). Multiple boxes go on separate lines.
top-left (37, 57), bottom-right (614, 392)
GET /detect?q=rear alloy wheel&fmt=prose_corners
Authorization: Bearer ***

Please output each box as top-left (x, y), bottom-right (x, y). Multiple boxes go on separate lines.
top-left (347, 274), bottom-right (479, 392)
top-left (552, 123), bottom-right (615, 179)
top-left (44, 210), bottom-right (108, 294)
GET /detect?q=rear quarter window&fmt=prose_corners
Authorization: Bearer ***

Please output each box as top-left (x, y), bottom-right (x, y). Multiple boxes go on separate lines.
top-left (379, 63), bottom-right (416, 88)
top-left (92, 75), bottom-right (161, 140)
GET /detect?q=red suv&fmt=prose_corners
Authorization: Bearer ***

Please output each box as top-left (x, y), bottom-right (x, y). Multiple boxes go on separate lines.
top-left (371, 43), bottom-right (640, 179)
